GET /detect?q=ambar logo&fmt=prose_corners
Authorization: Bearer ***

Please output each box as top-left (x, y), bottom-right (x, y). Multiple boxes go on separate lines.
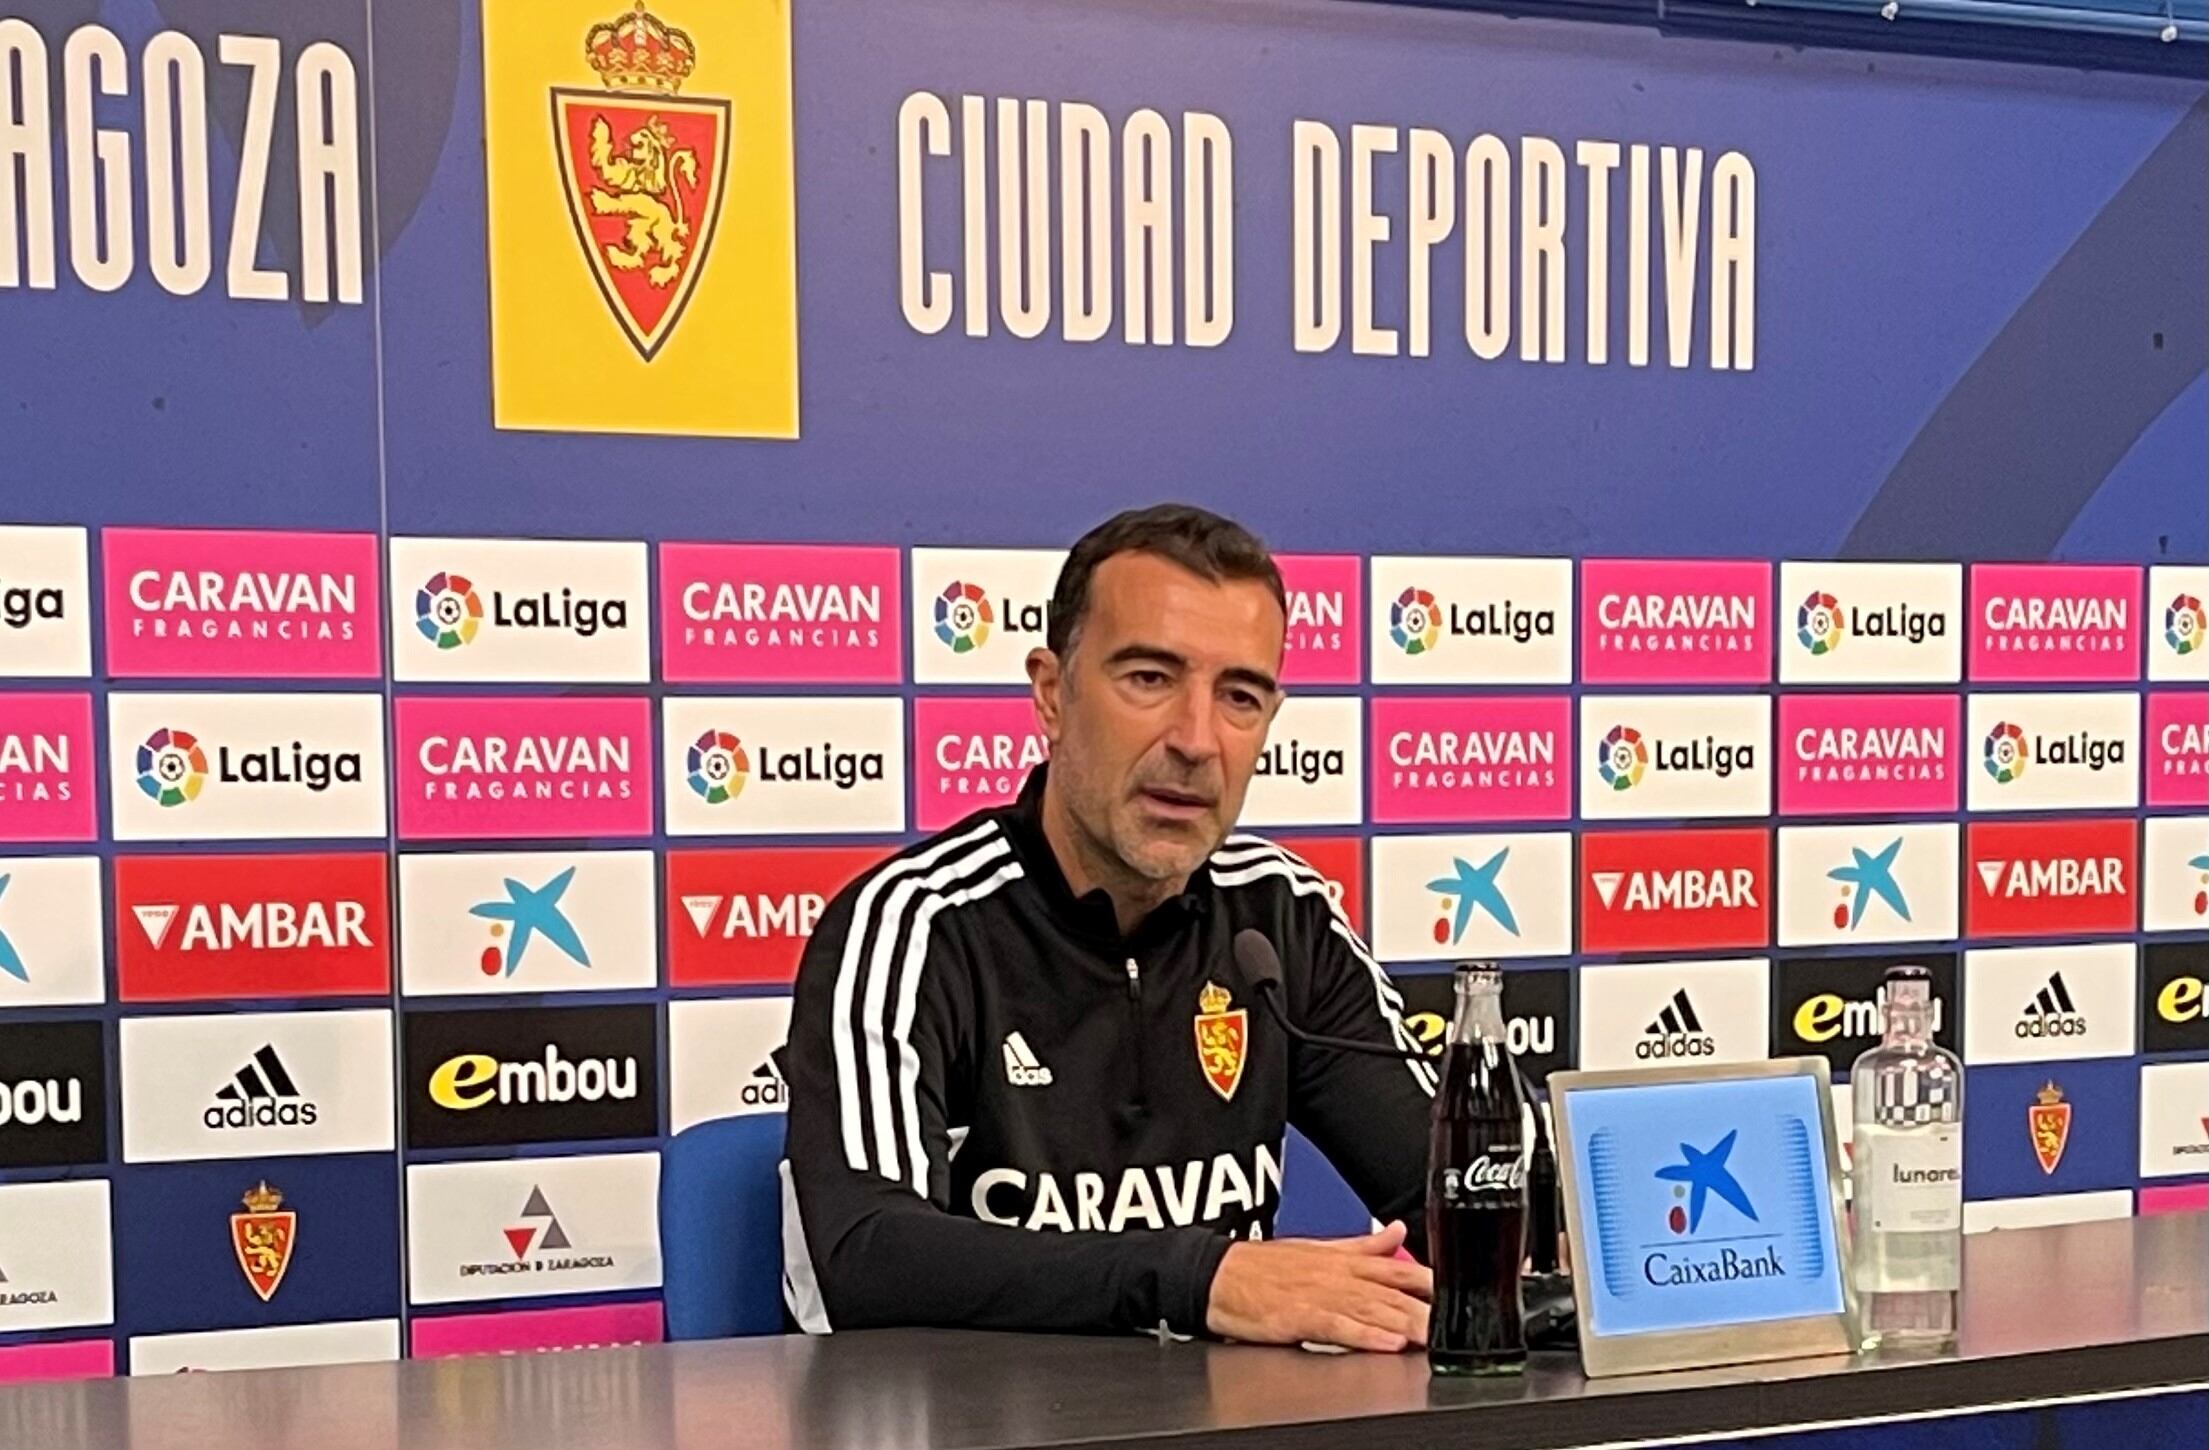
top-left (1966, 819), bottom-right (2137, 941)
top-left (1580, 828), bottom-right (1770, 955)
top-left (405, 1006), bottom-right (658, 1148)
top-left (667, 845), bottom-right (889, 986)
top-left (117, 852), bottom-right (391, 1002)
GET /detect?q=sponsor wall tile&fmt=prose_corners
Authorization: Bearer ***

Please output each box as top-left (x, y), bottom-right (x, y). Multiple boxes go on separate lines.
top-left (101, 527), bottom-right (382, 679)
top-left (399, 849), bottom-right (656, 997)
top-left (0, 524), bottom-right (92, 677)
top-left (659, 542), bottom-right (902, 683)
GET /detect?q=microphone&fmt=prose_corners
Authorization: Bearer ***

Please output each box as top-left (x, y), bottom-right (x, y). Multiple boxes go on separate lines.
top-left (1231, 929), bottom-right (1432, 1063)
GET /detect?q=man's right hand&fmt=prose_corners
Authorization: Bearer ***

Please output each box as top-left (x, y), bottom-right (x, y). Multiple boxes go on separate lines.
top-left (1204, 1220), bottom-right (1433, 1352)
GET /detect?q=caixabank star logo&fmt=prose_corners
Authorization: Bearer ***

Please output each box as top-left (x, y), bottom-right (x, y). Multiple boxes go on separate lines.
top-left (484, 0), bottom-right (797, 437)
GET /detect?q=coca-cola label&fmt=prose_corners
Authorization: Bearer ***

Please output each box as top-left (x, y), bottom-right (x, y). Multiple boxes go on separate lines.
top-left (1440, 1149), bottom-right (1528, 1203)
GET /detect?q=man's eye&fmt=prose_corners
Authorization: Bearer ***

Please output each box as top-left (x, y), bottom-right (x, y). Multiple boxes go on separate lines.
top-left (1225, 691), bottom-right (1263, 713)
top-left (1127, 670), bottom-right (1169, 688)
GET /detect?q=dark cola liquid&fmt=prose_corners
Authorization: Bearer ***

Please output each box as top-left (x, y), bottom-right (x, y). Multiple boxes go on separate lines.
top-left (1427, 1035), bottom-right (1530, 1375)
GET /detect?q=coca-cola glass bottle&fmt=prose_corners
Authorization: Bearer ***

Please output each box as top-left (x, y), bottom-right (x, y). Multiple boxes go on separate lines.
top-left (1427, 964), bottom-right (1530, 1376)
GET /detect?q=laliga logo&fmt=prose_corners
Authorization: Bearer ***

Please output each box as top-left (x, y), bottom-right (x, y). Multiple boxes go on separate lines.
top-left (415, 573), bottom-right (484, 650)
top-left (1983, 722), bottom-right (2028, 784)
top-left (2168, 594), bottom-right (2205, 657)
top-left (135, 728), bottom-right (208, 808)
top-left (0, 580), bottom-right (65, 632)
top-left (1389, 588), bottom-right (1440, 655)
top-left (1796, 592), bottom-right (1842, 656)
top-left (686, 729), bottom-right (750, 805)
top-left (934, 582), bottom-right (994, 654)
top-left (1596, 725), bottom-right (1648, 791)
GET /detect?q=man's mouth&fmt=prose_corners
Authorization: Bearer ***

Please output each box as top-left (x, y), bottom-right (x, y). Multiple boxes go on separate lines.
top-left (1136, 784), bottom-right (1214, 819)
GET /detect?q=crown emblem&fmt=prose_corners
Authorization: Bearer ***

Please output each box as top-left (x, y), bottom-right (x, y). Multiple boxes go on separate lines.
top-left (240, 1181), bottom-right (284, 1214)
top-left (2035, 1081), bottom-right (2065, 1107)
top-left (1198, 982), bottom-right (1230, 1016)
top-left (584, 3), bottom-right (697, 95)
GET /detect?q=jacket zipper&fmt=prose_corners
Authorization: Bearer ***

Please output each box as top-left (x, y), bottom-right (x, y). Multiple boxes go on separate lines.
top-left (1124, 955), bottom-right (1148, 1113)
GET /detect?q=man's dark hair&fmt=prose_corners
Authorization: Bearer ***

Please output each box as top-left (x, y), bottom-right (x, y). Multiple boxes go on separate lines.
top-left (1046, 504), bottom-right (1286, 658)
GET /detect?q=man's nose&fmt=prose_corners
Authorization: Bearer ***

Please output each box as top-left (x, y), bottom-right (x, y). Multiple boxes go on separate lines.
top-left (1161, 680), bottom-right (1222, 764)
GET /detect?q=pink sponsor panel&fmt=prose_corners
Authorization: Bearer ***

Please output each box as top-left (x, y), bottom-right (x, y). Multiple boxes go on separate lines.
top-left (102, 527), bottom-right (381, 678)
top-left (912, 696), bottom-right (1048, 830)
top-left (1580, 558), bottom-right (1772, 685)
top-left (410, 1302), bottom-right (664, 1359)
top-left (394, 695), bottom-right (653, 840)
top-left (0, 691), bottom-right (96, 841)
top-left (1776, 693), bottom-right (1961, 816)
top-left (2138, 1184), bottom-right (2208, 1216)
top-left (1369, 696), bottom-right (1571, 823)
top-left (2146, 691), bottom-right (2208, 807)
top-left (659, 543), bottom-right (902, 683)
top-left (1275, 554), bottom-right (1362, 685)
top-left (1968, 563), bottom-right (2142, 683)
top-left (0, 1340), bottom-right (113, 1383)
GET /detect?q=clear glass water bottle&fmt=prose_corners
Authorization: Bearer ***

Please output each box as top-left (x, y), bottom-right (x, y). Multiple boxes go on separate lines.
top-left (1849, 966), bottom-right (1962, 1349)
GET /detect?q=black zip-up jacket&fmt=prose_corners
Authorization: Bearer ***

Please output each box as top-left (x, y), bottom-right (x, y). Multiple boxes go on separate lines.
top-left (780, 767), bottom-right (1436, 1337)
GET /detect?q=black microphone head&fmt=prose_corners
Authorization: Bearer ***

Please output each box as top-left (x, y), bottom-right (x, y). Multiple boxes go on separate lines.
top-left (1232, 929), bottom-right (1284, 994)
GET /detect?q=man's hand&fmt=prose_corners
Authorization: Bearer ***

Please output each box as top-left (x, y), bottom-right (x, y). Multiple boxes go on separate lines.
top-left (1204, 1221), bottom-right (1432, 1352)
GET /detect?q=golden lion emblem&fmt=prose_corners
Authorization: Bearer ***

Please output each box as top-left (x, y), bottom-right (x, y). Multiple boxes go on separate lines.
top-left (584, 113), bottom-right (698, 288)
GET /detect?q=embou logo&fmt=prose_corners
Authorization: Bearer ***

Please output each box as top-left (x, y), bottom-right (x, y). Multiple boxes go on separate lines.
top-left (429, 1046), bottom-right (638, 1111)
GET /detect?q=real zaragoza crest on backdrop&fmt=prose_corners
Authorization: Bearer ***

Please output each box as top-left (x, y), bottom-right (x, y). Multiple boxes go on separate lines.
top-left (483, 0), bottom-right (799, 438)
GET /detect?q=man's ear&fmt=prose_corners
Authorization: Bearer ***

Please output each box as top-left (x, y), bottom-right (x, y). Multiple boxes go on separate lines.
top-left (1026, 647), bottom-right (1064, 744)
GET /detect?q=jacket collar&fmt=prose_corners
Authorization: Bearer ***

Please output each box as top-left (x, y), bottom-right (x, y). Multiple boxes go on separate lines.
top-left (1003, 764), bottom-right (1213, 948)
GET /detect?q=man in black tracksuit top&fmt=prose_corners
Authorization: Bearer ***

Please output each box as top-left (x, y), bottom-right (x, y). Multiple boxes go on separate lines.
top-left (782, 506), bottom-right (1437, 1350)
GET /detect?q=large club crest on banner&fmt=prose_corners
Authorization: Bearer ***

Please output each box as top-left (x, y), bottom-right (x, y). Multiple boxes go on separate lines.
top-left (552, 3), bottom-right (732, 361)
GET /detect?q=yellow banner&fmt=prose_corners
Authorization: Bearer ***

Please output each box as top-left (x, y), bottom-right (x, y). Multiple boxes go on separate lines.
top-left (482, 0), bottom-right (797, 438)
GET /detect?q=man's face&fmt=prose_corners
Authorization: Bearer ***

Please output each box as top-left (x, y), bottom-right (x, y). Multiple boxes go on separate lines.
top-left (1029, 552), bottom-right (1285, 885)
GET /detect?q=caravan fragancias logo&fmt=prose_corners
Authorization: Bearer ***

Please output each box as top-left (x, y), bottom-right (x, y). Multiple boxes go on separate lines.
top-left (554, 2), bottom-right (731, 361)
